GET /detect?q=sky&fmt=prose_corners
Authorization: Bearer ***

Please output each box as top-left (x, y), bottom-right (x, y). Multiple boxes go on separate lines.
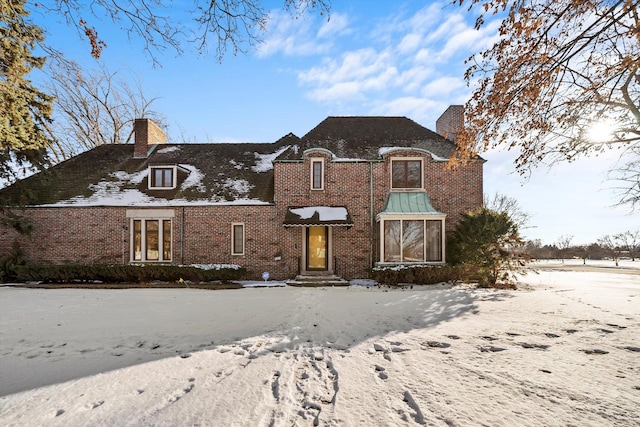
top-left (25, 0), bottom-right (638, 245)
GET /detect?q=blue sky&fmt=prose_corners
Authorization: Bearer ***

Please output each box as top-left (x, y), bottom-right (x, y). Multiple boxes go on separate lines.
top-left (29, 0), bottom-right (637, 245)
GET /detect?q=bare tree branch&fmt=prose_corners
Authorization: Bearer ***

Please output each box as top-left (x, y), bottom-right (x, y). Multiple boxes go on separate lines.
top-left (455, 0), bottom-right (640, 208)
top-left (35, 1), bottom-right (330, 64)
top-left (44, 58), bottom-right (165, 160)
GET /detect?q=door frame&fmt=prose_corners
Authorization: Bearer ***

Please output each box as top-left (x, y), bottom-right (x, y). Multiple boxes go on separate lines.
top-left (302, 226), bottom-right (333, 274)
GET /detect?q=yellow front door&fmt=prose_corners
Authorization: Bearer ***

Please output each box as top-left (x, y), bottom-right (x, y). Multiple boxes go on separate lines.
top-left (306, 226), bottom-right (328, 270)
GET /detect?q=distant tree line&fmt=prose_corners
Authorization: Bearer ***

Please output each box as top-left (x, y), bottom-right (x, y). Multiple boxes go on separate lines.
top-left (523, 231), bottom-right (640, 265)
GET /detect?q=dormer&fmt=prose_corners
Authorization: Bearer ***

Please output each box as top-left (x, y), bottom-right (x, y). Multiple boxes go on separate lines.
top-left (148, 165), bottom-right (177, 190)
top-left (147, 164), bottom-right (190, 190)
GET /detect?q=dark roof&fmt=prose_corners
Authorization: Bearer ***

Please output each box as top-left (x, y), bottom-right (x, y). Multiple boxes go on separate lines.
top-left (276, 116), bottom-right (457, 161)
top-left (0, 116), bottom-right (474, 207)
top-left (0, 138), bottom-right (296, 206)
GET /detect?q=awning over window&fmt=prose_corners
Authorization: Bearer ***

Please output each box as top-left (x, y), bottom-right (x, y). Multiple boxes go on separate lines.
top-left (283, 206), bottom-right (354, 227)
top-left (378, 191), bottom-right (443, 216)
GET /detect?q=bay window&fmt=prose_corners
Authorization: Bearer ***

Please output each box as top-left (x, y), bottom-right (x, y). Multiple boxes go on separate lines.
top-left (380, 217), bottom-right (444, 263)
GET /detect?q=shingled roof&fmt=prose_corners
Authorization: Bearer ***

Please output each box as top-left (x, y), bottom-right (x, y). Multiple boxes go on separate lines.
top-left (1, 116), bottom-right (468, 207)
top-left (1, 135), bottom-right (299, 206)
top-left (276, 116), bottom-right (458, 161)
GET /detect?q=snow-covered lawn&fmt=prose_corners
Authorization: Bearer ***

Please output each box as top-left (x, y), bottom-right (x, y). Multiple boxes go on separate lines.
top-left (1, 265), bottom-right (639, 426)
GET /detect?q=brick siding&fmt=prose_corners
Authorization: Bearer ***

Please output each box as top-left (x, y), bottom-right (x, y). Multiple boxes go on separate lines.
top-left (1, 151), bottom-right (482, 280)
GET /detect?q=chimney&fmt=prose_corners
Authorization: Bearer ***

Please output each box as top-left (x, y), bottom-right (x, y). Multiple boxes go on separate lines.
top-left (436, 105), bottom-right (464, 142)
top-left (134, 118), bottom-right (166, 158)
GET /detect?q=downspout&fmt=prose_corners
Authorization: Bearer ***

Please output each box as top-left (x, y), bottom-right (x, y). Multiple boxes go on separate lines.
top-left (180, 206), bottom-right (185, 265)
top-left (122, 220), bottom-right (126, 265)
top-left (369, 161), bottom-right (374, 269)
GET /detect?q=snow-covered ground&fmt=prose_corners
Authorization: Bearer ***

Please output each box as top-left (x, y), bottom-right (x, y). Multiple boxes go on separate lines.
top-left (1, 264), bottom-right (639, 426)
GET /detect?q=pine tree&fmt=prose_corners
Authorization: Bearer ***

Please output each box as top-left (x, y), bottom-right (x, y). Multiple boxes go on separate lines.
top-left (0, 0), bottom-right (53, 185)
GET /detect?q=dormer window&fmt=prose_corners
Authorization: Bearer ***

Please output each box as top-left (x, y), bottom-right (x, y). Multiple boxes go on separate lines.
top-left (311, 158), bottom-right (324, 190)
top-left (391, 159), bottom-right (422, 189)
top-left (149, 166), bottom-right (176, 189)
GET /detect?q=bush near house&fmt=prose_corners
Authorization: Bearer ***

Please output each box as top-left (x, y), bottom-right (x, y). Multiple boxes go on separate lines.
top-left (10, 264), bottom-right (247, 285)
top-left (0, 241), bottom-right (26, 283)
top-left (371, 264), bottom-right (462, 286)
top-left (446, 207), bottom-right (525, 288)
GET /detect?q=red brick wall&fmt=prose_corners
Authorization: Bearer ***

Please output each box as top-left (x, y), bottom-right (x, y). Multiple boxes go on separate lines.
top-left (274, 149), bottom-right (484, 278)
top-left (0, 205), bottom-right (303, 280)
top-left (179, 205), bottom-right (295, 279)
top-left (0, 207), bottom-right (128, 265)
top-left (0, 151), bottom-right (482, 280)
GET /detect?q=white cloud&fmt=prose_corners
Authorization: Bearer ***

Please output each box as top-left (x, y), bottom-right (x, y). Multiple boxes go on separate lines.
top-left (398, 33), bottom-right (422, 54)
top-left (299, 48), bottom-right (399, 102)
top-left (317, 13), bottom-right (349, 39)
top-left (421, 76), bottom-right (465, 97)
top-left (257, 11), bottom-right (349, 57)
top-left (370, 97), bottom-right (444, 123)
top-left (397, 66), bottom-right (433, 92)
top-left (288, 1), bottom-right (503, 125)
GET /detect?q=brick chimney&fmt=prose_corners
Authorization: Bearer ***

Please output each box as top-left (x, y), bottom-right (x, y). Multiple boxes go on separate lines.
top-left (436, 105), bottom-right (464, 142)
top-left (134, 118), bottom-right (166, 158)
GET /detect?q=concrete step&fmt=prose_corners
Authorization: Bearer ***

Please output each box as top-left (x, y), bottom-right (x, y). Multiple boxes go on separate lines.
top-left (286, 275), bottom-right (350, 287)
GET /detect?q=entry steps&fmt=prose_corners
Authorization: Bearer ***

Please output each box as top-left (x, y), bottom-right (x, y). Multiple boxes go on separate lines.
top-left (286, 275), bottom-right (349, 287)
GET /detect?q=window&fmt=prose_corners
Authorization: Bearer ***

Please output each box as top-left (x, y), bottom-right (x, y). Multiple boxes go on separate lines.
top-left (132, 218), bottom-right (172, 262)
top-left (311, 159), bottom-right (324, 190)
top-left (149, 166), bottom-right (176, 189)
top-left (391, 160), bottom-right (422, 189)
top-left (232, 223), bottom-right (244, 255)
top-left (381, 218), bottom-right (443, 263)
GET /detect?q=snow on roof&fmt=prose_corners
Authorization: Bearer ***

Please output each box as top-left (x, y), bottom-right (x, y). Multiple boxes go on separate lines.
top-left (43, 192), bottom-right (271, 207)
top-left (157, 146), bottom-right (181, 154)
top-left (112, 170), bottom-right (148, 185)
top-left (223, 178), bottom-right (253, 197)
top-left (41, 167), bottom-right (268, 207)
top-left (289, 206), bottom-right (348, 221)
top-left (252, 145), bottom-right (290, 172)
top-left (179, 164), bottom-right (206, 192)
top-left (378, 147), bottom-right (449, 161)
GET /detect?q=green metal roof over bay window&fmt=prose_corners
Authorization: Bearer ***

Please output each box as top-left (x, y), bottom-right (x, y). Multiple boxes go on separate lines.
top-left (378, 191), bottom-right (442, 216)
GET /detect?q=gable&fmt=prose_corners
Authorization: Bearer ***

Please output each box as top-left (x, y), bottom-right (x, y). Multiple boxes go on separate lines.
top-left (276, 116), bottom-right (459, 161)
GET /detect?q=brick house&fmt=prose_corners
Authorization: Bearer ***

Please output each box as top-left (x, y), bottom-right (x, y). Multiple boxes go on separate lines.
top-left (0, 107), bottom-right (484, 280)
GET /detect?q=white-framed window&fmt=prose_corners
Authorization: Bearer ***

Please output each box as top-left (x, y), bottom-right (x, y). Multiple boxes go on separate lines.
top-left (391, 158), bottom-right (422, 189)
top-left (131, 219), bottom-right (172, 262)
top-left (127, 209), bottom-right (174, 262)
top-left (379, 217), bottom-right (444, 263)
top-left (310, 158), bottom-right (324, 190)
top-left (148, 166), bottom-right (177, 189)
top-left (231, 223), bottom-right (245, 255)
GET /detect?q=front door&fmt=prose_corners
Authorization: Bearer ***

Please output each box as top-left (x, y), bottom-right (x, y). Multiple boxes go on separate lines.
top-left (306, 226), bottom-right (328, 271)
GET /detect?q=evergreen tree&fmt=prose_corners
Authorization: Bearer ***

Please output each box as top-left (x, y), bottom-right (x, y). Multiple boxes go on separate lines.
top-left (0, 0), bottom-right (53, 185)
top-left (447, 207), bottom-right (525, 287)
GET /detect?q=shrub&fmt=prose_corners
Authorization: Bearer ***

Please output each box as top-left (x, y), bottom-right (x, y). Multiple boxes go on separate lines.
top-left (447, 207), bottom-right (525, 287)
top-left (371, 264), bottom-right (460, 286)
top-left (13, 264), bottom-right (247, 284)
top-left (0, 240), bottom-right (26, 283)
